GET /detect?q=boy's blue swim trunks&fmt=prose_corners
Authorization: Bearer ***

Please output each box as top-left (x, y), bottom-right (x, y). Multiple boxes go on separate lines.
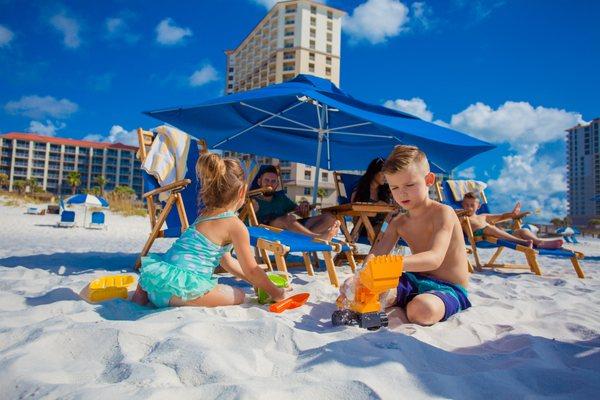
top-left (395, 272), bottom-right (471, 320)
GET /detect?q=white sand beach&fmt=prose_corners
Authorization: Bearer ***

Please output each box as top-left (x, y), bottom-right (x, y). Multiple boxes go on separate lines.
top-left (0, 203), bottom-right (599, 399)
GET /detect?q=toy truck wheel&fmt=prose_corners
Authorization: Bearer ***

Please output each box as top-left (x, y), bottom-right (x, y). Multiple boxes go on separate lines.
top-left (332, 309), bottom-right (359, 326)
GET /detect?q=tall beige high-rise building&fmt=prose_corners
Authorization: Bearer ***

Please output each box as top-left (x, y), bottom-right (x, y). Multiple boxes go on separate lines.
top-left (224, 0), bottom-right (345, 206)
top-left (566, 117), bottom-right (600, 225)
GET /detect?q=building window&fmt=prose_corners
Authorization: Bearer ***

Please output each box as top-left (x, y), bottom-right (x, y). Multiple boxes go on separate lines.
top-left (311, 5), bottom-right (317, 14)
top-left (304, 187), bottom-right (311, 195)
top-left (285, 28), bottom-right (294, 36)
top-left (281, 172), bottom-right (290, 180)
top-left (228, 67), bottom-right (234, 73)
top-left (310, 16), bottom-right (316, 26)
top-left (326, 56), bottom-right (331, 65)
top-left (285, 16), bottom-right (294, 25)
top-left (309, 52), bottom-right (315, 61)
top-left (310, 40), bottom-right (315, 49)
top-left (309, 63), bottom-right (315, 72)
top-left (284, 39), bottom-right (293, 48)
top-left (327, 21), bottom-right (333, 30)
top-left (327, 10), bottom-right (333, 19)
top-left (326, 32), bottom-right (332, 42)
top-left (304, 170), bottom-right (311, 180)
top-left (310, 28), bottom-right (316, 38)
top-left (326, 44), bottom-right (332, 53)
top-left (322, 172), bottom-right (328, 181)
top-left (285, 5), bottom-right (296, 13)
top-left (284, 51), bottom-right (294, 60)
top-left (325, 67), bottom-right (331, 75)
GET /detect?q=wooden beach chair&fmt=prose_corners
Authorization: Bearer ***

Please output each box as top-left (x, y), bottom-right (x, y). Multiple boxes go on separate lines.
top-left (437, 179), bottom-right (585, 278)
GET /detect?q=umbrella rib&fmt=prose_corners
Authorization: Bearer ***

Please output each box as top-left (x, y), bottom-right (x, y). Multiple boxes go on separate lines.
top-left (260, 124), bottom-right (317, 133)
top-left (331, 131), bottom-right (397, 139)
top-left (213, 101), bottom-right (305, 148)
top-left (240, 101), bottom-right (317, 131)
top-left (326, 122), bottom-right (372, 132)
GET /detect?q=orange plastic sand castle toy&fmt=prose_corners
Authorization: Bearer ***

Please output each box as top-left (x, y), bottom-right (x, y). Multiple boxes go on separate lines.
top-left (332, 254), bottom-right (403, 330)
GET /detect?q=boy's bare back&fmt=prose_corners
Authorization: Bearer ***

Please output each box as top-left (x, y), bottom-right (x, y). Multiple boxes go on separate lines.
top-left (392, 201), bottom-right (470, 287)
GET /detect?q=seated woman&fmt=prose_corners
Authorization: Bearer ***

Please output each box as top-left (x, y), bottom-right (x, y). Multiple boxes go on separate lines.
top-left (350, 157), bottom-right (395, 236)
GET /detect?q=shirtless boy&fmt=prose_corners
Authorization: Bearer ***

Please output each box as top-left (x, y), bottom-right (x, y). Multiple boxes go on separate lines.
top-left (344, 145), bottom-right (472, 326)
top-left (461, 192), bottom-right (563, 249)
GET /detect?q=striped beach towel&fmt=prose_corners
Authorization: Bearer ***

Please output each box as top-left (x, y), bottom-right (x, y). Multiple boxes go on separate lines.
top-left (142, 125), bottom-right (191, 200)
top-left (446, 180), bottom-right (487, 202)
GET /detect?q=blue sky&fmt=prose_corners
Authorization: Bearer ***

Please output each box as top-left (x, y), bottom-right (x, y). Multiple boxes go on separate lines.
top-left (1, 0), bottom-right (599, 221)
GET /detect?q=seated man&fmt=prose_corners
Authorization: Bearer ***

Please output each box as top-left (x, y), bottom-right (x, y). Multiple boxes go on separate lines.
top-left (342, 145), bottom-right (472, 326)
top-left (252, 165), bottom-right (340, 241)
top-left (461, 192), bottom-right (563, 249)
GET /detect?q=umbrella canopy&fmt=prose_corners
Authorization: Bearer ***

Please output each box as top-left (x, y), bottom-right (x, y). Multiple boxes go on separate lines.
top-left (66, 194), bottom-right (109, 207)
top-left (146, 74), bottom-right (494, 203)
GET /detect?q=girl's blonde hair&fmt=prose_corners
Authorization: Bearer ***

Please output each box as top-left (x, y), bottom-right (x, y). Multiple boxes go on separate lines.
top-left (196, 153), bottom-right (246, 210)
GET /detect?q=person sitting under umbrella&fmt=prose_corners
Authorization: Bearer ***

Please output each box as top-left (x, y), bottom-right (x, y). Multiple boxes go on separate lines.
top-left (252, 165), bottom-right (340, 241)
top-left (350, 157), bottom-right (395, 237)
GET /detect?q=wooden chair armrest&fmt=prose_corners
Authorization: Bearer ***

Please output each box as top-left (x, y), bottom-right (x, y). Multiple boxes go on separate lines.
top-left (143, 179), bottom-right (191, 198)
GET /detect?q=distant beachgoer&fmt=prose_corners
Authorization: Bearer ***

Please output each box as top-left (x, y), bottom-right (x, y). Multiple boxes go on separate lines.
top-left (252, 165), bottom-right (340, 241)
top-left (132, 153), bottom-right (285, 308)
top-left (461, 192), bottom-right (564, 249)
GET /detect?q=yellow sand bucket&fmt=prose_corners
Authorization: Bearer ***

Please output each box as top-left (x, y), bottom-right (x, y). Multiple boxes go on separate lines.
top-left (82, 274), bottom-right (135, 303)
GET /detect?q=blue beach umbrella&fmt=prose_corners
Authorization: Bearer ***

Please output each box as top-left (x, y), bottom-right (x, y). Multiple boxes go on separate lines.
top-left (65, 194), bottom-right (109, 227)
top-left (146, 74), bottom-right (494, 204)
top-left (66, 194), bottom-right (109, 207)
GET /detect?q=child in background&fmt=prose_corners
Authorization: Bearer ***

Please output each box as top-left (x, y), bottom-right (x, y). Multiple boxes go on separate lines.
top-left (132, 153), bottom-right (285, 308)
top-left (461, 192), bottom-right (563, 249)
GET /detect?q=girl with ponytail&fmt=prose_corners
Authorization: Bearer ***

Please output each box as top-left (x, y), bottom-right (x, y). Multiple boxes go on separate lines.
top-left (132, 153), bottom-right (285, 308)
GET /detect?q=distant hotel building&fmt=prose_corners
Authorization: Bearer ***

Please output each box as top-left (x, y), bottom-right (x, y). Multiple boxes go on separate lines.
top-left (224, 0), bottom-right (344, 205)
top-left (0, 132), bottom-right (143, 197)
top-left (566, 117), bottom-right (600, 225)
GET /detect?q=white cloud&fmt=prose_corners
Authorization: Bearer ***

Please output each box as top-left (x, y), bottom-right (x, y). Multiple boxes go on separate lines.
top-left (105, 15), bottom-right (140, 44)
top-left (83, 125), bottom-right (137, 146)
top-left (155, 18), bottom-right (192, 45)
top-left (27, 120), bottom-right (66, 136)
top-left (384, 97), bottom-right (433, 121)
top-left (50, 12), bottom-right (81, 48)
top-left (486, 152), bottom-right (568, 220)
top-left (457, 166), bottom-right (476, 179)
top-left (0, 24), bottom-right (15, 47)
top-left (5, 95), bottom-right (78, 119)
top-left (449, 101), bottom-right (583, 153)
top-left (189, 64), bottom-right (219, 87)
top-left (344, 0), bottom-right (410, 44)
top-left (411, 2), bottom-right (433, 30)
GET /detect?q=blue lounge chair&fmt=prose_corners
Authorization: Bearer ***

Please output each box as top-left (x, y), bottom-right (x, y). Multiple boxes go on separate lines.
top-left (57, 210), bottom-right (76, 228)
top-left (437, 179), bottom-right (585, 278)
top-left (88, 211), bottom-right (107, 230)
top-left (136, 129), bottom-right (354, 286)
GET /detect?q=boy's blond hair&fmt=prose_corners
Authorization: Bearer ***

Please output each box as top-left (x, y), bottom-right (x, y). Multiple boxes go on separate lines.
top-left (382, 145), bottom-right (429, 174)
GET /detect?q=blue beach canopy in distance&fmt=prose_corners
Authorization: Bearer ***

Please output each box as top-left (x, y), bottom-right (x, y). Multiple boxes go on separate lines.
top-left (145, 74), bottom-right (494, 173)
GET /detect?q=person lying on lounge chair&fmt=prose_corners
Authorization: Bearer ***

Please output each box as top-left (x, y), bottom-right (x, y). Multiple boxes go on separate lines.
top-left (252, 165), bottom-right (340, 241)
top-left (461, 192), bottom-right (563, 249)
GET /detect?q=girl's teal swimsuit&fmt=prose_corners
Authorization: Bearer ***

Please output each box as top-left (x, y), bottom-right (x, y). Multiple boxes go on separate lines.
top-left (139, 211), bottom-right (235, 307)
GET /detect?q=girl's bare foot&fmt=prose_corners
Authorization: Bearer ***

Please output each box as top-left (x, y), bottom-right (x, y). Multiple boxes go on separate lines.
top-left (536, 238), bottom-right (564, 249)
top-left (132, 284), bottom-right (149, 305)
top-left (318, 220), bottom-right (340, 241)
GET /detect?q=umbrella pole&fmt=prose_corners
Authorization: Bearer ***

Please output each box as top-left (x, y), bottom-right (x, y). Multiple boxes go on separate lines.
top-left (311, 103), bottom-right (326, 209)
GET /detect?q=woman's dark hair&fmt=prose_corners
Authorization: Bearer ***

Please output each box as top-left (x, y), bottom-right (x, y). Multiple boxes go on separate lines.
top-left (353, 157), bottom-right (392, 203)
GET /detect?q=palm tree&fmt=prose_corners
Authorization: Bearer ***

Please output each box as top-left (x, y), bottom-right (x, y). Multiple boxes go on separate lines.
top-left (26, 177), bottom-right (38, 193)
top-left (0, 173), bottom-right (8, 190)
top-left (66, 171), bottom-right (81, 195)
top-left (95, 175), bottom-right (107, 196)
top-left (13, 180), bottom-right (26, 195)
top-left (317, 187), bottom-right (327, 204)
